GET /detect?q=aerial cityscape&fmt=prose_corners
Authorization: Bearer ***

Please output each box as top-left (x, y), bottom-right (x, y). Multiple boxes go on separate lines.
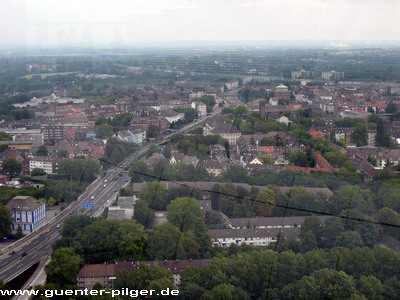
top-left (1, 0), bottom-right (400, 299)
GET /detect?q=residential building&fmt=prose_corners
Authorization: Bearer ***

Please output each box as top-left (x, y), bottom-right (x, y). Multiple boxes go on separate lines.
top-left (189, 92), bottom-right (216, 101)
top-left (29, 156), bottom-right (60, 174)
top-left (40, 124), bottom-right (65, 143)
top-left (321, 71), bottom-right (345, 80)
top-left (200, 160), bottom-right (227, 176)
top-left (6, 196), bottom-right (46, 235)
top-left (76, 264), bottom-right (116, 290)
top-left (209, 227), bottom-right (300, 247)
top-left (77, 260), bottom-right (212, 290)
top-left (117, 128), bottom-right (144, 144)
top-left (291, 70), bottom-right (314, 79)
top-left (229, 216), bottom-right (330, 229)
top-left (203, 121), bottom-right (241, 145)
top-left (191, 101), bottom-right (207, 117)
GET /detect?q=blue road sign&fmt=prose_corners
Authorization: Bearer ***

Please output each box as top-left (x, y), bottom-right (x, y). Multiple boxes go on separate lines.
top-left (82, 203), bottom-right (95, 208)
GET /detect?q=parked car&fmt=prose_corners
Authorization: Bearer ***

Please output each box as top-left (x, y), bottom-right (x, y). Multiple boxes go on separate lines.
top-left (8, 251), bottom-right (15, 255)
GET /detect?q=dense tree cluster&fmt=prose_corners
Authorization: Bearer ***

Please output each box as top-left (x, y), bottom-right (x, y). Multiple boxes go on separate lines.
top-left (57, 159), bottom-right (99, 183)
top-left (179, 247), bottom-right (400, 299)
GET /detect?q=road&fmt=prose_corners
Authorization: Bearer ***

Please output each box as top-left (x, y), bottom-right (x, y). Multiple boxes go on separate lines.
top-left (0, 88), bottom-right (241, 284)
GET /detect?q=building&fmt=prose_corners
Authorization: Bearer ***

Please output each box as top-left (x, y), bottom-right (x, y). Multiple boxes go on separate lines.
top-left (291, 70), bottom-right (314, 79)
top-left (321, 71), bottom-right (345, 80)
top-left (129, 116), bottom-right (170, 133)
top-left (229, 216), bottom-right (330, 229)
top-left (203, 121), bottom-right (241, 145)
top-left (117, 128), bottom-right (144, 144)
top-left (189, 92), bottom-right (216, 101)
top-left (6, 196), bottom-right (46, 235)
top-left (275, 84), bottom-right (289, 93)
top-left (40, 124), bottom-right (65, 143)
top-left (209, 227), bottom-right (300, 247)
top-left (76, 264), bottom-right (116, 290)
top-left (224, 80), bottom-right (239, 91)
top-left (200, 160), bottom-right (227, 177)
top-left (29, 156), bottom-right (60, 174)
top-left (191, 101), bottom-right (207, 117)
top-left (77, 260), bottom-right (212, 290)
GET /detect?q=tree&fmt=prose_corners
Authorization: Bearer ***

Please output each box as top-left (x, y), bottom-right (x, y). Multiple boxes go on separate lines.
top-left (114, 264), bottom-right (174, 297)
top-left (167, 197), bottom-right (204, 231)
top-left (311, 268), bottom-right (357, 299)
top-left (120, 187), bottom-right (133, 196)
top-left (2, 158), bottom-right (22, 176)
top-left (337, 231), bottom-right (364, 248)
top-left (352, 124), bottom-right (368, 146)
top-left (376, 119), bottom-right (390, 147)
top-left (57, 150), bottom-right (68, 158)
top-left (16, 225), bottom-right (24, 238)
top-left (47, 197), bottom-right (57, 206)
top-left (376, 207), bottom-right (400, 239)
top-left (258, 155), bottom-right (274, 165)
top-left (254, 188), bottom-right (276, 216)
top-left (147, 223), bottom-right (186, 260)
top-left (36, 145), bottom-right (48, 156)
top-left (147, 125), bottom-right (160, 138)
top-left (358, 276), bottom-right (384, 300)
top-left (61, 215), bottom-right (94, 238)
top-left (289, 152), bottom-right (309, 167)
top-left (139, 182), bottom-right (167, 210)
top-left (386, 102), bottom-right (398, 114)
top-left (330, 185), bottom-right (373, 214)
top-left (129, 161), bottom-right (151, 182)
top-left (45, 247), bottom-right (83, 286)
top-left (31, 168), bottom-right (46, 176)
top-left (0, 204), bottom-right (12, 239)
top-left (300, 231), bottom-right (317, 253)
top-left (202, 284), bottom-right (243, 300)
top-left (58, 159), bottom-right (100, 183)
top-left (95, 123), bottom-right (114, 139)
top-left (162, 147), bottom-right (172, 159)
top-left (280, 276), bottom-right (320, 300)
top-left (133, 199), bottom-right (155, 227)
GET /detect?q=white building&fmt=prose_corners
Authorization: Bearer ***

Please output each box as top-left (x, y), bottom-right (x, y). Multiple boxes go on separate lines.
top-left (203, 122), bottom-right (242, 145)
top-left (189, 92), bottom-right (217, 101)
top-left (6, 196), bottom-right (46, 235)
top-left (209, 227), bottom-right (300, 247)
top-left (29, 157), bottom-right (60, 174)
top-left (191, 101), bottom-right (207, 117)
top-left (117, 129), bottom-right (144, 145)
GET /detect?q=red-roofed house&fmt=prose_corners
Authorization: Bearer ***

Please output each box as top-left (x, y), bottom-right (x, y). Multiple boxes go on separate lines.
top-left (76, 264), bottom-right (116, 290)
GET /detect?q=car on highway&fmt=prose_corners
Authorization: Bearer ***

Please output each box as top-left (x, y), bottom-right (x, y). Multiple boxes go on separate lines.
top-left (114, 189), bottom-right (117, 192)
top-left (91, 196), bottom-right (95, 200)
top-left (104, 179), bottom-right (108, 183)
top-left (103, 184), bottom-right (107, 187)
top-left (43, 228), bottom-right (51, 233)
top-left (56, 224), bottom-right (61, 228)
top-left (8, 251), bottom-right (15, 255)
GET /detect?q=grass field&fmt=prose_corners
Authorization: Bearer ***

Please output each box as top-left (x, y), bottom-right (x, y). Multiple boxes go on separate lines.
top-left (22, 72), bottom-right (78, 79)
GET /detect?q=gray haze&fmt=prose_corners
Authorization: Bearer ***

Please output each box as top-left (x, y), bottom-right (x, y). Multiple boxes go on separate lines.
top-left (1, 0), bottom-right (399, 47)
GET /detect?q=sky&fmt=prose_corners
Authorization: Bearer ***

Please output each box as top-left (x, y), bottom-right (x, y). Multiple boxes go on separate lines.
top-left (0, 0), bottom-right (399, 47)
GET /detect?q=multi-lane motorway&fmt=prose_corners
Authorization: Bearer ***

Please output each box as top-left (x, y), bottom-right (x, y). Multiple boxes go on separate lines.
top-left (0, 88), bottom-right (240, 285)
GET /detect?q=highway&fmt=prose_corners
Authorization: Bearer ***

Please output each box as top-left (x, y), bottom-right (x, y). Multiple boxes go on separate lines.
top-left (0, 88), bottom-right (240, 285)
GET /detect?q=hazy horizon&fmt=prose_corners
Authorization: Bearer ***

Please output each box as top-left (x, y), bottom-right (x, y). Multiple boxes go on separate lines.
top-left (1, 0), bottom-right (399, 49)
